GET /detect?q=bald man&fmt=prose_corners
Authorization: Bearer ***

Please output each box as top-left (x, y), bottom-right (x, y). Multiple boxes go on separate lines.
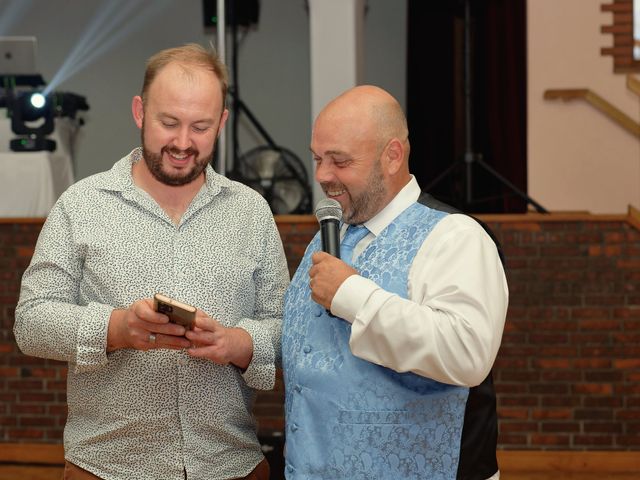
top-left (281, 86), bottom-right (508, 479)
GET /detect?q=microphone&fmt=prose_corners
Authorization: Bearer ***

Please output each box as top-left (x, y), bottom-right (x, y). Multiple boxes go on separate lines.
top-left (315, 198), bottom-right (342, 258)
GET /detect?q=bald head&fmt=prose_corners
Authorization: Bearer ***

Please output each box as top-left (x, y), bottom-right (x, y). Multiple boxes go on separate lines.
top-left (317, 85), bottom-right (409, 156)
top-left (311, 85), bottom-right (412, 224)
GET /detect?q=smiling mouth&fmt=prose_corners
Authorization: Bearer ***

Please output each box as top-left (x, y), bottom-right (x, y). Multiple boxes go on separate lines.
top-left (322, 184), bottom-right (347, 198)
top-left (164, 148), bottom-right (196, 166)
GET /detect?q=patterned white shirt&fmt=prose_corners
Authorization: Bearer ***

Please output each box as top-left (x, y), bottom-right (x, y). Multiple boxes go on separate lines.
top-left (14, 148), bottom-right (290, 480)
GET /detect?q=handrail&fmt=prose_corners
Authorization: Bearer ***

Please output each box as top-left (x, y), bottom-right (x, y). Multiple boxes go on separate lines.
top-left (543, 87), bottom-right (640, 139)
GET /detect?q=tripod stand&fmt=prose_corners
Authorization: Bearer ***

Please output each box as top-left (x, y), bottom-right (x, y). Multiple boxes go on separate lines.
top-left (425, 0), bottom-right (547, 214)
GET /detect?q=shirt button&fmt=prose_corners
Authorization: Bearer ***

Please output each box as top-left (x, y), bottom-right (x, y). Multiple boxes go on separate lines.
top-left (286, 465), bottom-right (294, 473)
top-left (294, 385), bottom-right (302, 393)
top-left (303, 345), bottom-right (312, 354)
top-left (177, 358), bottom-right (187, 366)
top-left (314, 305), bottom-right (323, 317)
top-left (291, 423), bottom-right (299, 432)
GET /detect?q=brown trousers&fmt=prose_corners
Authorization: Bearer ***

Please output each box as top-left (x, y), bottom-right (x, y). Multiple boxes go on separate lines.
top-left (63, 458), bottom-right (270, 480)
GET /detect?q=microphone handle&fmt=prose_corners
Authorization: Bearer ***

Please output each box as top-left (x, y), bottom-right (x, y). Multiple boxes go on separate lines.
top-left (319, 219), bottom-right (341, 259)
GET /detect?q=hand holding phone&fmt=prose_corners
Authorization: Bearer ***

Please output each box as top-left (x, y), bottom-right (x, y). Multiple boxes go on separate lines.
top-left (153, 293), bottom-right (196, 330)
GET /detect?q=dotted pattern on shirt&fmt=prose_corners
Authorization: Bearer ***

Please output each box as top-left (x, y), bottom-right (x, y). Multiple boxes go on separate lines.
top-left (14, 148), bottom-right (290, 480)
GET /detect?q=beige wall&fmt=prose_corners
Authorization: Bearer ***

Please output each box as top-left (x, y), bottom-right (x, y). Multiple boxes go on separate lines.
top-left (528, 0), bottom-right (640, 214)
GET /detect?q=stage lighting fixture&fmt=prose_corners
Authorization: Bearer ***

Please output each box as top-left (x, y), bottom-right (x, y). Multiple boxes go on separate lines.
top-left (8, 88), bottom-right (57, 152)
top-left (1, 81), bottom-right (89, 153)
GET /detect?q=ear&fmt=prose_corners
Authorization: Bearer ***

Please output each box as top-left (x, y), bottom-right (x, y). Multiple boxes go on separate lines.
top-left (384, 138), bottom-right (404, 176)
top-left (132, 96), bottom-right (144, 129)
top-left (217, 108), bottom-right (230, 137)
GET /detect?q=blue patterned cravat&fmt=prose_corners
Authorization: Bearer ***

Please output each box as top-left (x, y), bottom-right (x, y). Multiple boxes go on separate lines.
top-left (340, 224), bottom-right (370, 265)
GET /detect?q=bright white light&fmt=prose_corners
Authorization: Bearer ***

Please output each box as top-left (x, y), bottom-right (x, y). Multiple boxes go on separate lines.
top-left (29, 92), bottom-right (46, 109)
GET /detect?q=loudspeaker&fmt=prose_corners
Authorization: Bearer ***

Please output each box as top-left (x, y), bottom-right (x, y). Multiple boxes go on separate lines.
top-left (202, 0), bottom-right (260, 28)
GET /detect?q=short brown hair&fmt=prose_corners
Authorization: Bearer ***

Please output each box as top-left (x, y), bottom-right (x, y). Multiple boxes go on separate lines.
top-left (140, 43), bottom-right (228, 107)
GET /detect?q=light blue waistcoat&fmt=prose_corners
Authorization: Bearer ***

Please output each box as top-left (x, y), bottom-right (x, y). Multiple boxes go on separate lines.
top-left (282, 202), bottom-right (470, 479)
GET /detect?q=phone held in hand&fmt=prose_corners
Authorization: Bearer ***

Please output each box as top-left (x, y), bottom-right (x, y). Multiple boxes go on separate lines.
top-left (153, 293), bottom-right (196, 330)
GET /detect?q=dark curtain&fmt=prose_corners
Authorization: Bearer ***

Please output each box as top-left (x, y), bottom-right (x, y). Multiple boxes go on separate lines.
top-left (407, 0), bottom-right (529, 213)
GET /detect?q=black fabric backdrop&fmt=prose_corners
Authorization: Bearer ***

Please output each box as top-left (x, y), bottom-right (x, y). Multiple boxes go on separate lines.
top-left (407, 0), bottom-right (529, 213)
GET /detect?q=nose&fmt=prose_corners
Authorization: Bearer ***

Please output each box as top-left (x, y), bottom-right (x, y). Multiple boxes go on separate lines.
top-left (315, 159), bottom-right (335, 184)
top-left (173, 127), bottom-right (191, 151)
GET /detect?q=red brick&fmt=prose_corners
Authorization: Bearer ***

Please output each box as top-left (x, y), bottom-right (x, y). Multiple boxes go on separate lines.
top-left (617, 435), bottom-right (640, 446)
top-left (573, 435), bottom-right (614, 446)
top-left (532, 359), bottom-right (571, 370)
top-left (10, 405), bottom-right (45, 415)
top-left (575, 409), bottom-right (614, 421)
top-left (0, 417), bottom-right (17, 426)
top-left (497, 434), bottom-right (527, 445)
top-left (7, 428), bottom-right (44, 439)
top-left (8, 380), bottom-right (44, 391)
top-left (494, 384), bottom-right (529, 395)
top-left (573, 358), bottom-right (612, 369)
top-left (532, 409), bottom-right (572, 420)
top-left (499, 371), bottom-right (541, 382)
top-left (584, 397), bottom-right (623, 408)
top-left (530, 384), bottom-right (569, 395)
top-left (571, 307), bottom-right (611, 319)
top-left (617, 258), bottom-right (640, 269)
top-left (530, 434), bottom-right (570, 446)
top-left (613, 358), bottom-right (640, 369)
top-left (15, 246), bottom-right (35, 258)
top-left (584, 371), bottom-right (623, 382)
top-left (572, 383), bottom-right (613, 395)
top-left (541, 371), bottom-right (581, 382)
top-left (22, 368), bottom-right (59, 378)
top-left (529, 333), bottom-right (568, 344)
top-left (498, 397), bottom-right (539, 407)
top-left (541, 423), bottom-right (580, 433)
top-left (19, 416), bottom-right (56, 427)
top-left (625, 420), bottom-right (640, 431)
top-left (500, 422), bottom-right (538, 433)
top-left (499, 409), bottom-right (529, 420)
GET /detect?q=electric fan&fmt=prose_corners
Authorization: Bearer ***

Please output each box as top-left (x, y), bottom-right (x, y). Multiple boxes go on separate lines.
top-left (231, 145), bottom-right (311, 214)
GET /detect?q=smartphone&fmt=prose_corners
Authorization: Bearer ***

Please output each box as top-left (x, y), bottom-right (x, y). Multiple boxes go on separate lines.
top-left (153, 293), bottom-right (197, 330)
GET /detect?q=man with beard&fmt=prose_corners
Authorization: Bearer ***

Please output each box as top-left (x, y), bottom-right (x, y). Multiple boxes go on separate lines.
top-left (281, 85), bottom-right (508, 479)
top-left (14, 44), bottom-right (289, 480)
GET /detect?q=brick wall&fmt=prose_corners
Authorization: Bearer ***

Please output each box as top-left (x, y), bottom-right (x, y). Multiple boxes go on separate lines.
top-left (1, 212), bottom-right (639, 449)
top-left (486, 212), bottom-right (640, 449)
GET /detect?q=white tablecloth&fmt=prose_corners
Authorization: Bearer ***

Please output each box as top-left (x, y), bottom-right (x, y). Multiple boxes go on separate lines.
top-left (0, 110), bottom-right (76, 217)
top-left (0, 151), bottom-right (74, 217)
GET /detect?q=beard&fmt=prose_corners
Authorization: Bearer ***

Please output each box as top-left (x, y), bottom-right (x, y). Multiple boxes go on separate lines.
top-left (141, 126), bottom-right (214, 187)
top-left (322, 157), bottom-right (387, 224)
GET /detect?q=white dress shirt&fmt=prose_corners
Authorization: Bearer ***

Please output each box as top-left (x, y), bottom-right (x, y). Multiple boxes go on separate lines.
top-left (331, 176), bottom-right (508, 388)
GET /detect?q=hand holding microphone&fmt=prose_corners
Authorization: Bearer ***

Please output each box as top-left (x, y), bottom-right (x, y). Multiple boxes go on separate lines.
top-left (310, 198), bottom-right (358, 309)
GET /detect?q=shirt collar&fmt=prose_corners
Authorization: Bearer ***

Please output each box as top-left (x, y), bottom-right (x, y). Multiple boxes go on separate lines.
top-left (362, 175), bottom-right (420, 236)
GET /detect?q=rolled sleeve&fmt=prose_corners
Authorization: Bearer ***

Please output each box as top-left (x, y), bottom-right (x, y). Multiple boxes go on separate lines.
top-left (236, 318), bottom-right (276, 390)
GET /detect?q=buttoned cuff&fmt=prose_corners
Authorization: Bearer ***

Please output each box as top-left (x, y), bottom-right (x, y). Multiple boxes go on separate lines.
top-left (236, 319), bottom-right (275, 391)
top-left (74, 302), bottom-right (113, 374)
top-left (331, 274), bottom-right (378, 323)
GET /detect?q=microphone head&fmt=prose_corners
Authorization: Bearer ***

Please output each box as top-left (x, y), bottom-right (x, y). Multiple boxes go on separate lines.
top-left (315, 198), bottom-right (342, 223)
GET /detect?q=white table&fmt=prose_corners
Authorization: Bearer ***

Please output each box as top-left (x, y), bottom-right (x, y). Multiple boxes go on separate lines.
top-left (0, 111), bottom-right (77, 217)
top-left (0, 150), bottom-right (74, 217)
